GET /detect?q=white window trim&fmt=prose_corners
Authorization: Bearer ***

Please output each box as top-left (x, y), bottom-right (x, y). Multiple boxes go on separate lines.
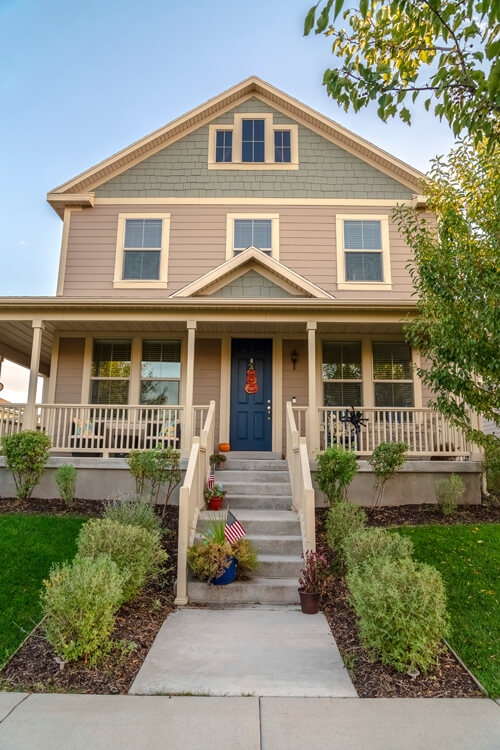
top-left (113, 213), bottom-right (171, 289)
top-left (208, 114), bottom-right (298, 170)
top-left (336, 214), bottom-right (392, 290)
top-left (225, 213), bottom-right (279, 260)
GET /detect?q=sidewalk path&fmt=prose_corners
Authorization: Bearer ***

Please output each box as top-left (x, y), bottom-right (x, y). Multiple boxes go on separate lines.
top-left (129, 606), bottom-right (357, 697)
top-left (1, 693), bottom-right (499, 749)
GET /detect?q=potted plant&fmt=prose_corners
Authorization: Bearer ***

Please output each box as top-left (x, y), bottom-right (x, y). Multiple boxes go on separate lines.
top-left (210, 453), bottom-right (227, 470)
top-left (187, 513), bottom-right (237, 585)
top-left (204, 484), bottom-right (227, 511)
top-left (298, 550), bottom-right (330, 614)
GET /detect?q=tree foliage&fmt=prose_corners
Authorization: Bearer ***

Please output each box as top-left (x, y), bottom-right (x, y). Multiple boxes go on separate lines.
top-left (393, 139), bottom-right (500, 446)
top-left (304, 0), bottom-right (500, 144)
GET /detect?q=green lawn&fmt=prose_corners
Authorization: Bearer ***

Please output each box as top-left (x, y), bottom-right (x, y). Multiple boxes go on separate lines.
top-left (0, 514), bottom-right (86, 665)
top-left (396, 523), bottom-right (500, 698)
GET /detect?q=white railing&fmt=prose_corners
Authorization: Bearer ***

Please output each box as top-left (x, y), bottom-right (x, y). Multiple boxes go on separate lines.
top-left (0, 404), bottom-right (25, 437)
top-left (286, 401), bottom-right (315, 554)
top-left (192, 405), bottom-right (210, 442)
top-left (318, 407), bottom-right (472, 457)
top-left (37, 404), bottom-right (184, 455)
top-left (175, 399), bottom-right (216, 605)
top-left (292, 405), bottom-right (308, 439)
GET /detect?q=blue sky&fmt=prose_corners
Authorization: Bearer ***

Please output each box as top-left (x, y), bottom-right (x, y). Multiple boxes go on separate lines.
top-left (0, 0), bottom-right (455, 399)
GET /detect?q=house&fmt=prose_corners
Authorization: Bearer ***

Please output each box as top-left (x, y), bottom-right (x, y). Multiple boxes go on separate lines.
top-left (0, 77), bottom-right (482, 599)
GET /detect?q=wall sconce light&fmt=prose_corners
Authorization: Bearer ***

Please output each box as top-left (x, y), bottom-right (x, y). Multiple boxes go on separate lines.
top-left (292, 396), bottom-right (297, 404)
top-left (290, 349), bottom-right (298, 370)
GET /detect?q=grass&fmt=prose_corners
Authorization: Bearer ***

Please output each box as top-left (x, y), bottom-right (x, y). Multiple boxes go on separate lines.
top-left (395, 523), bottom-right (500, 698)
top-left (0, 513), bottom-right (87, 666)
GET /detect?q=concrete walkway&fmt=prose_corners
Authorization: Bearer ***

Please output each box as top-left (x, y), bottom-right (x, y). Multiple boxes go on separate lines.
top-left (1, 693), bottom-right (499, 749)
top-left (130, 606), bottom-right (357, 697)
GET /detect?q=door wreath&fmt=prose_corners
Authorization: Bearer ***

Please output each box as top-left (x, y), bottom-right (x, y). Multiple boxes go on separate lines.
top-left (244, 358), bottom-right (258, 394)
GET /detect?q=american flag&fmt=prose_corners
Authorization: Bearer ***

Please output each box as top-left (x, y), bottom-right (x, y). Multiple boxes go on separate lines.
top-left (224, 510), bottom-right (246, 544)
top-left (207, 468), bottom-right (215, 489)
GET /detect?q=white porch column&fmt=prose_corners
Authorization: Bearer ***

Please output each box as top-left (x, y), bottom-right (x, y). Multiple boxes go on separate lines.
top-left (24, 320), bottom-right (44, 430)
top-left (306, 321), bottom-right (318, 456)
top-left (182, 320), bottom-right (197, 457)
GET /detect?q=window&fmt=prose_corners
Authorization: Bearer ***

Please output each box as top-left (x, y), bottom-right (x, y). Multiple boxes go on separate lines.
top-left (114, 214), bottom-right (170, 288)
top-left (90, 339), bottom-right (131, 405)
top-left (226, 214), bottom-right (279, 259)
top-left (215, 130), bottom-right (232, 163)
top-left (274, 130), bottom-right (291, 163)
top-left (242, 119), bottom-right (265, 162)
top-left (336, 215), bottom-right (391, 289)
top-left (373, 342), bottom-right (414, 407)
top-left (140, 340), bottom-right (181, 405)
top-left (322, 341), bottom-right (362, 407)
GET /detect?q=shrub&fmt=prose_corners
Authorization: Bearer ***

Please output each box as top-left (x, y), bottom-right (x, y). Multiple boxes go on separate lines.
top-left (435, 473), bottom-right (466, 516)
top-left (325, 501), bottom-right (366, 556)
top-left (127, 447), bottom-right (181, 514)
top-left (232, 538), bottom-right (259, 578)
top-left (55, 464), bottom-right (77, 505)
top-left (0, 430), bottom-right (51, 500)
top-left (187, 540), bottom-right (233, 581)
top-left (77, 519), bottom-right (167, 602)
top-left (298, 550), bottom-right (331, 593)
top-left (369, 441), bottom-right (408, 506)
top-left (342, 527), bottom-right (414, 572)
top-left (483, 439), bottom-right (500, 495)
top-left (103, 492), bottom-right (163, 535)
top-left (347, 557), bottom-right (449, 673)
top-left (316, 446), bottom-right (358, 504)
top-left (42, 555), bottom-right (124, 664)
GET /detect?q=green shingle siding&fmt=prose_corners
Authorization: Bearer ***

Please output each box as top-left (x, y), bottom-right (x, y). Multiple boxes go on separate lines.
top-left (95, 98), bottom-right (413, 200)
top-left (206, 270), bottom-right (299, 298)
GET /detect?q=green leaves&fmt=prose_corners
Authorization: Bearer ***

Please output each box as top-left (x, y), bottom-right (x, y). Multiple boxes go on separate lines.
top-left (304, 4), bottom-right (318, 35)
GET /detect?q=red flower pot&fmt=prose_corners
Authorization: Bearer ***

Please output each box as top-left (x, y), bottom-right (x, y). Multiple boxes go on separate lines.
top-left (298, 589), bottom-right (321, 615)
top-left (208, 497), bottom-right (223, 511)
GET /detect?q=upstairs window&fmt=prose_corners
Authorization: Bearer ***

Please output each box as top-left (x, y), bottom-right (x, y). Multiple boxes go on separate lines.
top-left (336, 215), bottom-right (391, 289)
top-left (141, 339), bottom-right (181, 405)
top-left (322, 341), bottom-right (362, 407)
top-left (373, 342), bottom-right (414, 407)
top-left (90, 339), bottom-right (131, 405)
top-left (274, 130), bottom-right (291, 163)
top-left (234, 219), bottom-right (272, 255)
top-left (241, 119), bottom-right (265, 162)
top-left (215, 130), bottom-right (232, 163)
top-left (114, 214), bottom-right (170, 288)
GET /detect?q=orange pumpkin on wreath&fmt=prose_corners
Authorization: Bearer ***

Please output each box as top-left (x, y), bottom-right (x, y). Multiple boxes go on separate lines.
top-left (244, 359), bottom-right (258, 395)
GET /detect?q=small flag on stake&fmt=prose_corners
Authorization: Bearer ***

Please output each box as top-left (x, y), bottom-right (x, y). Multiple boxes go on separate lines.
top-left (207, 469), bottom-right (215, 489)
top-left (224, 510), bottom-right (246, 544)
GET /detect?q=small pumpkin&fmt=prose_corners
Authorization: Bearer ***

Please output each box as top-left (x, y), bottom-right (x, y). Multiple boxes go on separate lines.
top-left (218, 443), bottom-right (230, 452)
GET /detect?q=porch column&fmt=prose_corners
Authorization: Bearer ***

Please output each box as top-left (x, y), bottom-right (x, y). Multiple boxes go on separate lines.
top-left (24, 320), bottom-right (44, 430)
top-left (182, 320), bottom-right (197, 457)
top-left (306, 321), bottom-right (319, 456)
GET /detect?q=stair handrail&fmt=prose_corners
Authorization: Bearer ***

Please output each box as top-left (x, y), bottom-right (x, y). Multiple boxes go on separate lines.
top-left (286, 401), bottom-right (316, 553)
top-left (174, 400), bottom-right (216, 605)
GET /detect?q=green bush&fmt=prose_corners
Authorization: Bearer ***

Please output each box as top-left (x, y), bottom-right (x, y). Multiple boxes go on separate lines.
top-left (347, 557), bottom-right (449, 673)
top-left (187, 540), bottom-right (233, 581)
top-left (42, 555), bottom-right (124, 664)
top-left (103, 492), bottom-right (163, 535)
top-left (232, 538), bottom-right (259, 578)
top-left (316, 446), bottom-right (358, 504)
top-left (369, 441), bottom-right (408, 505)
top-left (55, 464), bottom-right (77, 505)
top-left (0, 430), bottom-right (51, 500)
top-left (127, 447), bottom-right (181, 515)
top-left (342, 527), bottom-right (414, 572)
top-left (77, 519), bottom-right (167, 602)
top-left (484, 439), bottom-right (500, 494)
top-left (435, 473), bottom-right (466, 516)
top-left (325, 501), bottom-right (366, 556)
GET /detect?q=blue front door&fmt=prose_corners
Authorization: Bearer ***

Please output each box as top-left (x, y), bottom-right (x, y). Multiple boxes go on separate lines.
top-left (230, 339), bottom-right (272, 451)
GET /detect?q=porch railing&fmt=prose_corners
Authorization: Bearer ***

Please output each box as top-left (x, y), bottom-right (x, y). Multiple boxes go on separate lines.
top-left (286, 401), bottom-right (315, 553)
top-left (318, 407), bottom-right (472, 457)
top-left (0, 404), bottom-right (25, 436)
top-left (175, 399), bottom-right (216, 605)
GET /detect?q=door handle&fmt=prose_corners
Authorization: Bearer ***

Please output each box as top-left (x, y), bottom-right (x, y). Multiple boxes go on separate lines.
top-left (266, 401), bottom-right (272, 421)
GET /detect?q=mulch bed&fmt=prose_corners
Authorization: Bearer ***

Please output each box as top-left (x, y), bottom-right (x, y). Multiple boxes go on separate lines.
top-left (0, 496), bottom-right (104, 517)
top-left (366, 501), bottom-right (500, 528)
top-left (0, 506), bottom-right (178, 695)
top-left (316, 509), bottom-right (483, 698)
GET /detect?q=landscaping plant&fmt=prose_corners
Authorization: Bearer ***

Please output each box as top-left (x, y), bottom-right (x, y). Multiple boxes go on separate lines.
top-left (435, 473), bottom-right (465, 517)
top-left (210, 453), bottom-right (227, 469)
top-left (0, 430), bottom-right (51, 500)
top-left (76, 519), bottom-right (167, 602)
top-left (126, 447), bottom-right (181, 515)
top-left (42, 554), bottom-right (125, 665)
top-left (298, 550), bottom-right (331, 594)
top-left (231, 538), bottom-right (259, 579)
top-left (342, 526), bottom-right (414, 573)
top-left (204, 484), bottom-right (227, 510)
top-left (347, 556), bottom-right (449, 673)
top-left (369, 441), bottom-right (408, 506)
top-left (103, 492), bottom-right (163, 535)
top-left (315, 445), bottom-right (358, 504)
top-left (483, 440), bottom-right (500, 496)
top-left (187, 512), bottom-right (258, 582)
top-left (325, 501), bottom-right (366, 559)
top-left (55, 464), bottom-right (77, 505)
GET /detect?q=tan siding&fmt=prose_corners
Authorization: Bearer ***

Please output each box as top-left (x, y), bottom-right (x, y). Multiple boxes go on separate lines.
top-left (54, 338), bottom-right (85, 403)
top-left (62, 203), bottom-right (415, 299)
top-left (193, 339), bottom-right (221, 445)
top-left (282, 339), bottom-right (308, 446)
top-left (418, 356), bottom-right (436, 407)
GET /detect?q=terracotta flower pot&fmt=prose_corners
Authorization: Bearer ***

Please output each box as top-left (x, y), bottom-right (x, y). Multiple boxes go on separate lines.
top-left (208, 497), bottom-right (223, 511)
top-left (298, 589), bottom-right (321, 615)
top-left (210, 557), bottom-right (237, 585)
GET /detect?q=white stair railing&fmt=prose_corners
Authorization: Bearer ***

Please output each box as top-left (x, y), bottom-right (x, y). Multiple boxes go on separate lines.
top-left (175, 400), bottom-right (216, 605)
top-left (286, 401), bottom-right (316, 554)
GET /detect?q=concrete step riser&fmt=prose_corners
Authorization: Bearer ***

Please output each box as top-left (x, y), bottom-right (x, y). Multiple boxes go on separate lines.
top-left (187, 580), bottom-right (300, 605)
top-left (220, 483), bottom-right (292, 496)
top-left (252, 560), bottom-right (302, 578)
top-left (193, 534), bottom-right (303, 556)
top-left (222, 461), bottom-right (288, 471)
top-left (216, 470), bottom-right (291, 483)
top-left (224, 496), bottom-right (292, 510)
top-left (197, 518), bottom-right (300, 536)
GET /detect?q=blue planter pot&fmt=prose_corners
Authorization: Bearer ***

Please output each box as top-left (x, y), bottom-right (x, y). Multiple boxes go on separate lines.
top-left (210, 556), bottom-right (237, 585)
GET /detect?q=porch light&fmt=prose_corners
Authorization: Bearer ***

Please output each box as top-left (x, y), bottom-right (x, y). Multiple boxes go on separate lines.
top-left (291, 349), bottom-right (298, 370)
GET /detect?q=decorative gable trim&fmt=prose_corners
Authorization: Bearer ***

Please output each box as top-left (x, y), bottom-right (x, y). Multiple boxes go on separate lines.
top-left (171, 247), bottom-right (335, 299)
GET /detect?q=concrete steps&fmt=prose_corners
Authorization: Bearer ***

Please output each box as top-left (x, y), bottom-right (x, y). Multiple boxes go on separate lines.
top-left (187, 453), bottom-right (303, 605)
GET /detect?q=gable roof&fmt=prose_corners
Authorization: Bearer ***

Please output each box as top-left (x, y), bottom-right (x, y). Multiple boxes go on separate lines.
top-left (47, 76), bottom-right (424, 214)
top-left (171, 247), bottom-right (335, 299)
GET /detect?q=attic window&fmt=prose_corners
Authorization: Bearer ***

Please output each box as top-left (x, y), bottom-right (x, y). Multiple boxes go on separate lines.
top-left (208, 114), bottom-right (298, 169)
